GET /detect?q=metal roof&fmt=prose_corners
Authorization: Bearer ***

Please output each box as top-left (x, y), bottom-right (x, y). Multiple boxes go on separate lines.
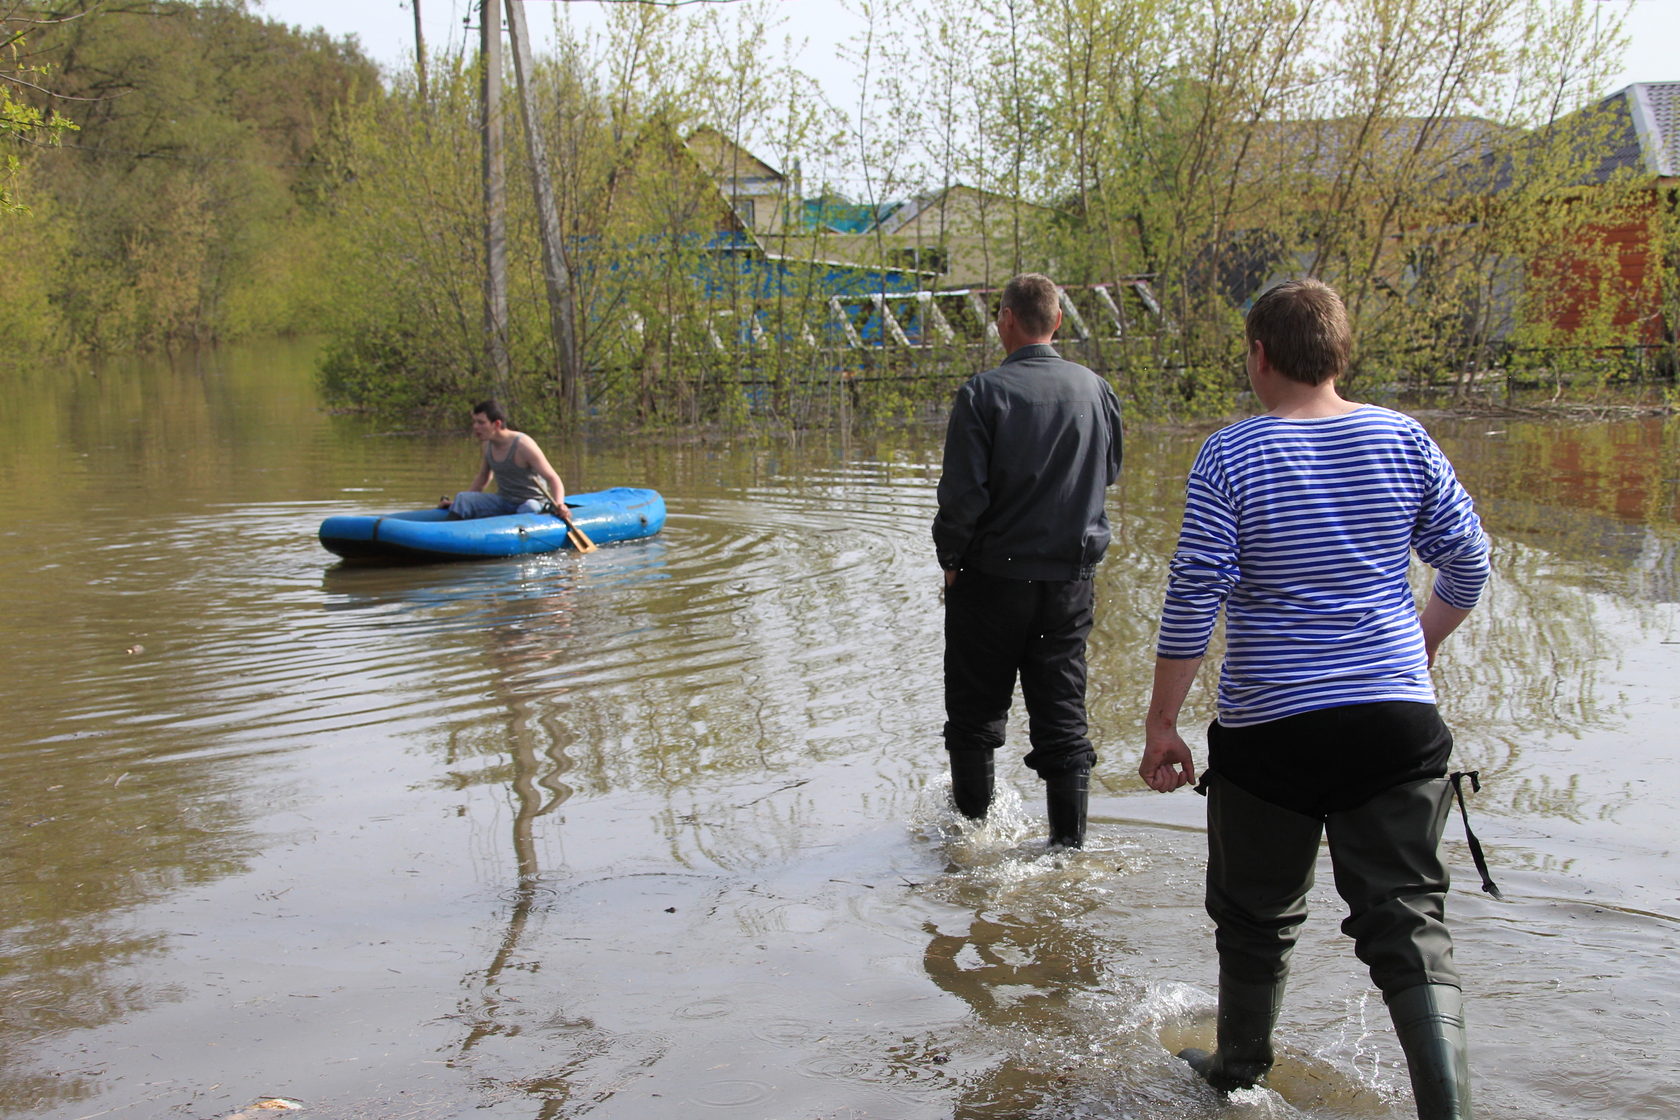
top-left (1624, 82), bottom-right (1680, 177)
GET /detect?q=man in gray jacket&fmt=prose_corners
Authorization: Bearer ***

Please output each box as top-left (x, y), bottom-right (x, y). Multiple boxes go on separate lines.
top-left (933, 273), bottom-right (1124, 848)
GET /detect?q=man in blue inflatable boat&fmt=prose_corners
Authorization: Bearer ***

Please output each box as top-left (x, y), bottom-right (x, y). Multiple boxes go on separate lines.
top-left (437, 400), bottom-right (566, 518)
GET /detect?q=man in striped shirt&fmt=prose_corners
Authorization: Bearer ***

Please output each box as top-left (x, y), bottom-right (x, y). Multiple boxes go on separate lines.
top-left (1139, 279), bottom-right (1489, 1120)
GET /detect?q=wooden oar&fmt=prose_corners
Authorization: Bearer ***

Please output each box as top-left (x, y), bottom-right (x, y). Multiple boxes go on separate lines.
top-left (535, 478), bottom-right (598, 553)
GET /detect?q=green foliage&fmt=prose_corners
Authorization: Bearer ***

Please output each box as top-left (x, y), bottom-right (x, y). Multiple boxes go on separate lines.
top-left (2, 4), bottom-right (77, 356)
top-left (1011, 0), bottom-right (1646, 403)
top-left (9, 0), bottom-right (380, 352)
top-left (9, 0), bottom-right (1665, 425)
top-left (0, 164), bottom-right (70, 356)
top-left (1, 5), bottom-right (78, 216)
top-left (312, 60), bottom-right (491, 420)
top-left (312, 2), bottom-right (861, 428)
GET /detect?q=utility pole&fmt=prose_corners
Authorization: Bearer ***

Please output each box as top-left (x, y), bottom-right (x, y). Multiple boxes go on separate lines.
top-left (480, 0), bottom-right (511, 397)
top-left (505, 0), bottom-right (583, 419)
top-left (409, 0), bottom-right (429, 107)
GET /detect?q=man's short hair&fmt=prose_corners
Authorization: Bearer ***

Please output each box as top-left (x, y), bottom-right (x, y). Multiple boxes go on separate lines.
top-left (1244, 278), bottom-right (1351, 385)
top-left (1001, 273), bottom-right (1062, 338)
top-left (472, 399), bottom-right (509, 425)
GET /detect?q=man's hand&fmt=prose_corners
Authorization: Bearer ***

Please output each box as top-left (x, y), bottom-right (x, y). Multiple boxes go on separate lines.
top-left (1141, 655), bottom-right (1202, 792)
top-left (1419, 593), bottom-right (1472, 668)
top-left (1139, 727), bottom-right (1197, 792)
top-left (944, 569), bottom-right (958, 588)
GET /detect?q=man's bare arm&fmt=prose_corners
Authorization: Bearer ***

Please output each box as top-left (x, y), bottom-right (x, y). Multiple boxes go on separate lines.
top-left (1419, 592), bottom-right (1472, 667)
top-left (1140, 656), bottom-right (1202, 792)
top-left (519, 440), bottom-right (566, 506)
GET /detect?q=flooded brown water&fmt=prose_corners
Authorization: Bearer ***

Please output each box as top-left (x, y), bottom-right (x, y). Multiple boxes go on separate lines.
top-left (1, 342), bottom-right (1676, 1120)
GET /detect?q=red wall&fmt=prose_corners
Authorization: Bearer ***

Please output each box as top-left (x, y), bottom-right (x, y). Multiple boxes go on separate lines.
top-left (1530, 189), bottom-right (1669, 343)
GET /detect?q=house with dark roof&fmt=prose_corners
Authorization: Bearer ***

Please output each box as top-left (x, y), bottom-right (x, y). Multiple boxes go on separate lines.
top-left (1186, 111), bottom-right (1520, 307)
top-left (1527, 82), bottom-right (1680, 343)
top-left (1563, 82), bottom-right (1680, 185)
top-left (1412, 82), bottom-right (1680, 347)
top-left (1201, 88), bottom-right (1679, 360)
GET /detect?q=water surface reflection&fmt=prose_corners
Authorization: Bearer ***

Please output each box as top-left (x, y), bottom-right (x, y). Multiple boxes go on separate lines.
top-left (0, 348), bottom-right (1675, 1119)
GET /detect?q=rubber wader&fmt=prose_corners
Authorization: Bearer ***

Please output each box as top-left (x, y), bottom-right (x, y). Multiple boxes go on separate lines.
top-left (1180, 774), bottom-right (1321, 1091)
top-left (1326, 777), bottom-right (1458, 996)
top-left (1045, 767), bottom-right (1089, 848)
top-left (948, 750), bottom-right (993, 820)
top-left (1178, 970), bottom-right (1287, 1090)
top-left (1388, 983), bottom-right (1472, 1119)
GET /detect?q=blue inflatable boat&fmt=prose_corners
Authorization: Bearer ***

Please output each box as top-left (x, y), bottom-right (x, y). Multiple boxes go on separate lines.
top-left (319, 486), bottom-right (666, 562)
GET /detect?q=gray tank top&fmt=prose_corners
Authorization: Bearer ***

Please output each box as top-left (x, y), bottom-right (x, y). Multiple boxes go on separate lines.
top-left (485, 435), bottom-right (545, 506)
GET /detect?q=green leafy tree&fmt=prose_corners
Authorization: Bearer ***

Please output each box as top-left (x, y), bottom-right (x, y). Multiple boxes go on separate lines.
top-left (1007, 0), bottom-right (1639, 406)
top-left (1, 1), bottom-right (78, 214)
top-left (18, 0), bottom-right (379, 351)
top-left (318, 0), bottom-right (1656, 426)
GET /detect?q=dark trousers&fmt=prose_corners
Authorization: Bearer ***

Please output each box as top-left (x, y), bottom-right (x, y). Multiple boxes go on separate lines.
top-left (942, 571), bottom-right (1096, 776)
top-left (1205, 703), bottom-right (1460, 997)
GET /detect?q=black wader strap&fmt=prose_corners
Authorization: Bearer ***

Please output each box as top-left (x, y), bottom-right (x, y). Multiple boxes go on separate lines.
top-left (1449, 771), bottom-right (1502, 899)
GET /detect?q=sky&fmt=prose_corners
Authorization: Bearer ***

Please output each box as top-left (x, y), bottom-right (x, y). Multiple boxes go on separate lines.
top-left (261, 0), bottom-right (865, 101)
top-left (256, 0), bottom-right (1680, 98)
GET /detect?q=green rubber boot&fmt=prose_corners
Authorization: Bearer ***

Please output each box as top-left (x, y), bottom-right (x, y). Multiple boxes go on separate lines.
top-left (949, 750), bottom-right (993, 820)
top-left (1388, 983), bottom-right (1472, 1119)
top-left (1178, 972), bottom-right (1286, 1092)
top-left (1045, 767), bottom-right (1089, 849)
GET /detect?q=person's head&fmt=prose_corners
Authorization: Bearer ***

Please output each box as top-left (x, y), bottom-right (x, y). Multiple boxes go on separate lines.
top-left (1243, 278), bottom-right (1351, 385)
top-left (997, 273), bottom-right (1063, 349)
top-left (470, 399), bottom-right (509, 440)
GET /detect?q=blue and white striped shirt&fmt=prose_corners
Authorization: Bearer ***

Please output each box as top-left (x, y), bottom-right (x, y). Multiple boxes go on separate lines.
top-left (1156, 405), bottom-right (1489, 727)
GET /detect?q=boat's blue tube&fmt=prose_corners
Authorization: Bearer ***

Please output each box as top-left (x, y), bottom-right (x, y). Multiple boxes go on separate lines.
top-left (319, 486), bottom-right (666, 562)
